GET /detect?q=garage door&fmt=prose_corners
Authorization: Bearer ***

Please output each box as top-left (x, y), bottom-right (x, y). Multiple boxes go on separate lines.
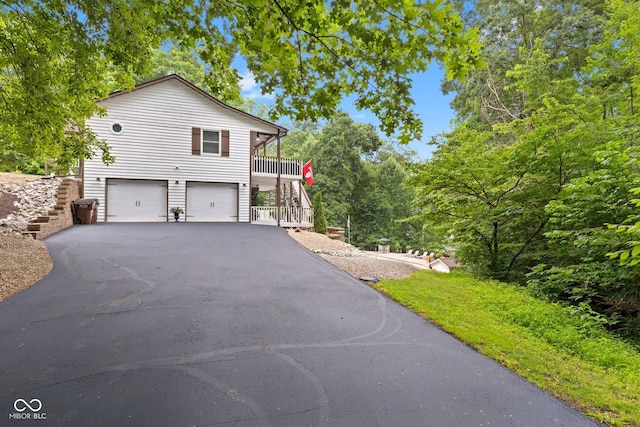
top-left (186, 182), bottom-right (238, 222)
top-left (106, 179), bottom-right (168, 222)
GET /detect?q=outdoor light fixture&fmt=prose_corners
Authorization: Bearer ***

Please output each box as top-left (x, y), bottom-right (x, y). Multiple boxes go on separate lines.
top-left (175, 180), bottom-right (179, 184)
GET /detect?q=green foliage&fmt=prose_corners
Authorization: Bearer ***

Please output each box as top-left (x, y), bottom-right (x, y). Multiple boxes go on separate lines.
top-left (280, 113), bottom-right (424, 249)
top-left (527, 144), bottom-right (640, 335)
top-left (375, 271), bottom-right (640, 426)
top-left (411, 0), bottom-right (640, 335)
top-left (313, 191), bottom-right (327, 234)
top-left (525, 0), bottom-right (640, 336)
top-left (1, 0), bottom-right (482, 168)
top-left (608, 187), bottom-right (640, 267)
top-left (135, 45), bottom-right (208, 89)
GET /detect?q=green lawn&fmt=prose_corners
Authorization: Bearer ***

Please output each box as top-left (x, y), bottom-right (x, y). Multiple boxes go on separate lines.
top-left (373, 270), bottom-right (640, 427)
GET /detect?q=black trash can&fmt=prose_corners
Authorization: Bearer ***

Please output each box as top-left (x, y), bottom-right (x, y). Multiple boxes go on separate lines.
top-left (73, 199), bottom-right (99, 224)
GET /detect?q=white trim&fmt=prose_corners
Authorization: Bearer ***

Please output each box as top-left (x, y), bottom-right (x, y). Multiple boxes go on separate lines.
top-left (201, 128), bottom-right (221, 156)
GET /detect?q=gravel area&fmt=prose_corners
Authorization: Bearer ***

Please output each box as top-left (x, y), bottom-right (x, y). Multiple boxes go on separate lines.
top-left (0, 172), bottom-right (43, 185)
top-left (287, 229), bottom-right (420, 280)
top-left (0, 234), bottom-right (52, 301)
top-left (0, 173), bottom-right (55, 301)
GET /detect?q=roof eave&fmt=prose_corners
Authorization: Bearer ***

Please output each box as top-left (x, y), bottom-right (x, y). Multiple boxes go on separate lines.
top-left (104, 74), bottom-right (288, 136)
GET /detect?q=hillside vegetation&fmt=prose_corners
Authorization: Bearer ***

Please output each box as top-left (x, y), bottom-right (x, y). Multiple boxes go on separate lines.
top-left (375, 271), bottom-right (640, 426)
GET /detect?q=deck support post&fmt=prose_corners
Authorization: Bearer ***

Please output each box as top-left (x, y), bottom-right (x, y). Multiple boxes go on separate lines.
top-left (276, 134), bottom-right (281, 227)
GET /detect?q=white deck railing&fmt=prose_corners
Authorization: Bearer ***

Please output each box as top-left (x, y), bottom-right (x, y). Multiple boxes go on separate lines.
top-left (252, 155), bottom-right (302, 178)
top-left (251, 206), bottom-right (313, 227)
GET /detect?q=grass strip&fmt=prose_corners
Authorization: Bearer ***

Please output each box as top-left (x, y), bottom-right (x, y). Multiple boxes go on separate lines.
top-left (374, 270), bottom-right (640, 427)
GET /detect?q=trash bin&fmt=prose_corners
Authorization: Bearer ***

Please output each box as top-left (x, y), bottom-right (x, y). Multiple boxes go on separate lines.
top-left (73, 198), bottom-right (99, 224)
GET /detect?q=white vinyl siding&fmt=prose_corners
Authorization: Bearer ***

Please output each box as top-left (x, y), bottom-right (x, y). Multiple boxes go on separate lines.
top-left (84, 78), bottom-right (280, 222)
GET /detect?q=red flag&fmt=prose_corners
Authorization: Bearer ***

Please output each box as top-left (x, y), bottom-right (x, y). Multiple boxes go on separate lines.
top-left (302, 161), bottom-right (314, 186)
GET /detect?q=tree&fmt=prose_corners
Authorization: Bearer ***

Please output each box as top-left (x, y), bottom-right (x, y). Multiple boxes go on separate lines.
top-left (280, 113), bottom-right (421, 248)
top-left (1, 0), bottom-right (482, 169)
top-left (359, 156), bottom-right (419, 248)
top-left (414, 0), bottom-right (640, 336)
top-left (445, 0), bottom-right (604, 129)
top-left (305, 112), bottom-right (383, 227)
top-left (132, 45), bottom-right (270, 118)
top-left (134, 45), bottom-right (208, 89)
top-left (528, 0), bottom-right (640, 334)
top-left (313, 192), bottom-right (327, 234)
top-left (415, 0), bottom-right (609, 279)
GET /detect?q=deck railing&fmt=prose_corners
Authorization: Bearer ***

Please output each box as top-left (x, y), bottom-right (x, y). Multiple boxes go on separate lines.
top-left (251, 206), bottom-right (313, 227)
top-left (252, 155), bottom-right (302, 177)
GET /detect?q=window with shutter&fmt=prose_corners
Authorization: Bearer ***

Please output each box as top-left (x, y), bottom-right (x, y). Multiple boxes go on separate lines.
top-left (193, 128), bottom-right (229, 156)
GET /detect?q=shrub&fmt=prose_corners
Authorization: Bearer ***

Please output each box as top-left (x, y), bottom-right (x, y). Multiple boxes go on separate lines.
top-left (313, 191), bottom-right (328, 234)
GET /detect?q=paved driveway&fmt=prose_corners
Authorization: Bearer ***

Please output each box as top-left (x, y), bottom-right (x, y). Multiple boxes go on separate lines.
top-left (0, 224), bottom-right (596, 426)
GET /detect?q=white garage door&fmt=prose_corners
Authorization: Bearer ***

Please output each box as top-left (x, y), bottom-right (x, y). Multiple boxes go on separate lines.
top-left (186, 182), bottom-right (238, 222)
top-left (106, 179), bottom-right (168, 222)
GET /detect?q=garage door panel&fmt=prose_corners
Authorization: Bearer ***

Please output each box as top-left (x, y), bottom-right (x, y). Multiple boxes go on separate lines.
top-left (186, 182), bottom-right (238, 222)
top-left (107, 179), bottom-right (167, 222)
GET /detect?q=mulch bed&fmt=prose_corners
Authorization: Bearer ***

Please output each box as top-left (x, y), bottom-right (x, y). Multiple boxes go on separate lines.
top-left (0, 191), bottom-right (19, 219)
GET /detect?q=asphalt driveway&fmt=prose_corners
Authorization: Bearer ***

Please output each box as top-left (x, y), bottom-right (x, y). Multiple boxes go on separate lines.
top-left (0, 223), bottom-right (597, 426)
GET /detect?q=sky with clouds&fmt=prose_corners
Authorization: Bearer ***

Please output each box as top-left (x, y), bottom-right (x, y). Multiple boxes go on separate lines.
top-left (236, 63), bottom-right (455, 160)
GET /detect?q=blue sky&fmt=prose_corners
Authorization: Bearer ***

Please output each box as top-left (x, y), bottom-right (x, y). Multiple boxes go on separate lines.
top-left (237, 64), bottom-right (455, 160)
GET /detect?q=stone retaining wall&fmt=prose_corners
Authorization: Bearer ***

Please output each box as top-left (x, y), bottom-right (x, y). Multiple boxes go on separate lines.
top-left (0, 177), bottom-right (81, 240)
top-left (22, 179), bottom-right (80, 240)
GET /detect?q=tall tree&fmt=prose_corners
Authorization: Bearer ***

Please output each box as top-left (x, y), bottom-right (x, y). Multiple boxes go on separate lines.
top-left (415, 0), bottom-right (640, 335)
top-left (305, 112), bottom-right (383, 227)
top-left (131, 46), bottom-right (270, 118)
top-left (280, 114), bottom-right (421, 248)
top-left (528, 0), bottom-right (640, 334)
top-left (415, 0), bottom-right (607, 278)
top-left (1, 0), bottom-right (482, 169)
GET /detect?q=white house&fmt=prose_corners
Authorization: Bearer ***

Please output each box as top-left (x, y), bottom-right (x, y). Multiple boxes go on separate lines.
top-left (82, 74), bottom-right (312, 226)
top-left (427, 257), bottom-right (459, 273)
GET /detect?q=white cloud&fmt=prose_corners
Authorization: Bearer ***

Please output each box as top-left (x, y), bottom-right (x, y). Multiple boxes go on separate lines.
top-left (239, 71), bottom-right (274, 100)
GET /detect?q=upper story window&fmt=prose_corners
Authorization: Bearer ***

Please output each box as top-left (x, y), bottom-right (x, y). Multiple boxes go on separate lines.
top-left (202, 130), bottom-right (220, 154)
top-left (192, 127), bottom-right (229, 157)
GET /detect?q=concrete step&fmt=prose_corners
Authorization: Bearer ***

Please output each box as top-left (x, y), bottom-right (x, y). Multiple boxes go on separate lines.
top-left (27, 223), bottom-right (41, 231)
top-left (36, 216), bottom-right (50, 223)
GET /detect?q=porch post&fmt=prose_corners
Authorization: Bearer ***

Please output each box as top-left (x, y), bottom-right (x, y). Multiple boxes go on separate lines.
top-left (276, 133), bottom-right (281, 226)
top-left (298, 180), bottom-right (303, 226)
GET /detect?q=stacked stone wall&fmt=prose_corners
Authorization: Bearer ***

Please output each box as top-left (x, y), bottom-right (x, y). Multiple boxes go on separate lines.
top-left (0, 177), bottom-right (81, 240)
